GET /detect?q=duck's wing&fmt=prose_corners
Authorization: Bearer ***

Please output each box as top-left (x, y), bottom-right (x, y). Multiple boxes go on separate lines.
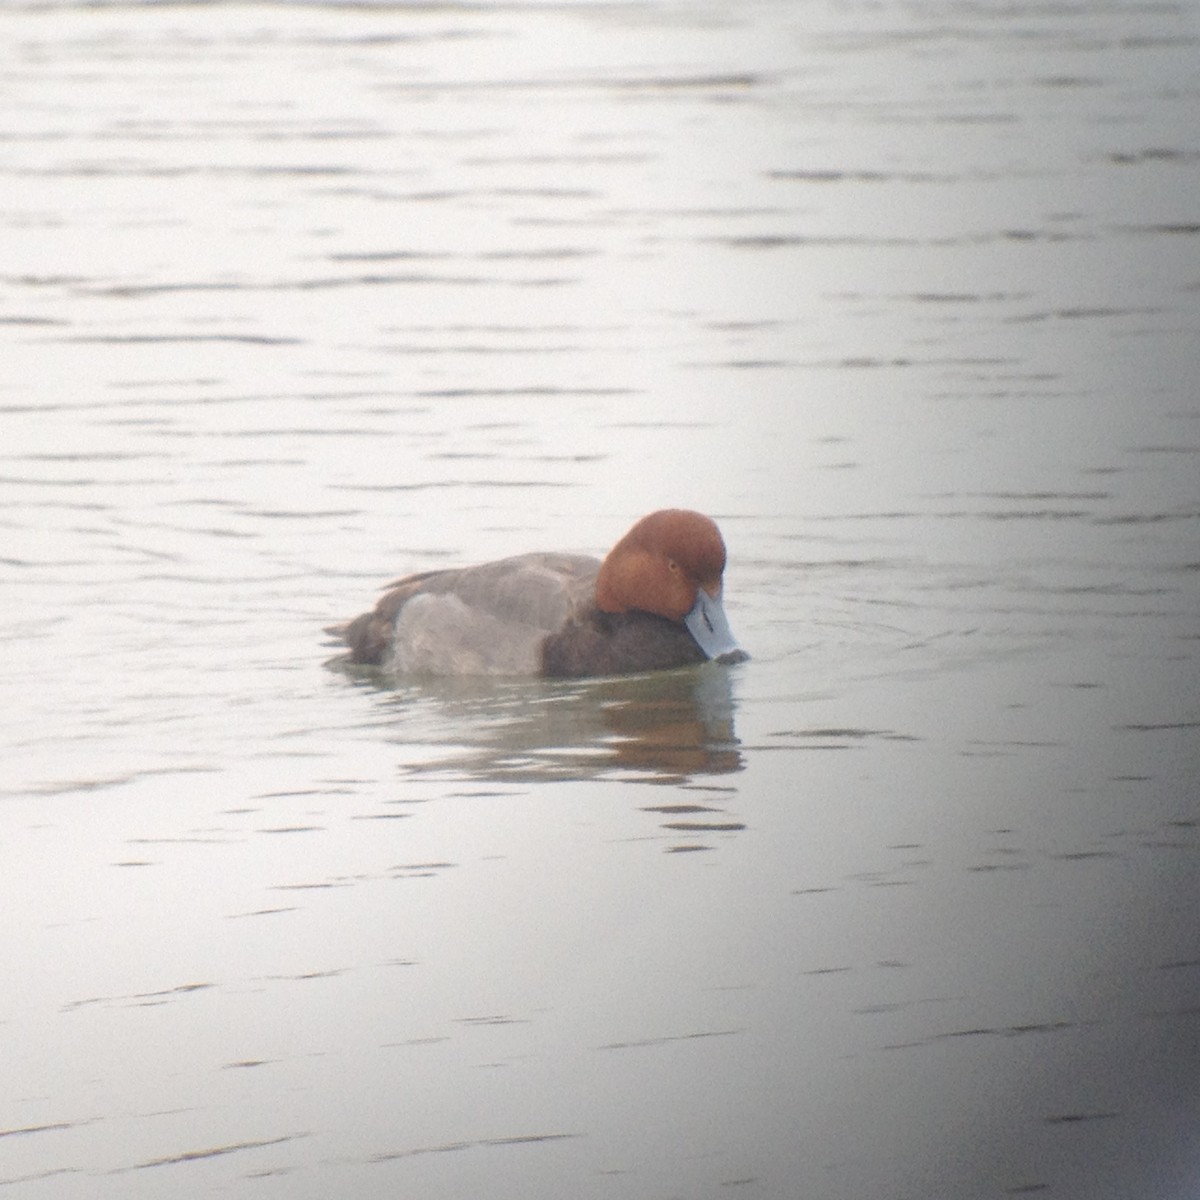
top-left (388, 553), bottom-right (599, 675)
top-left (420, 553), bottom-right (597, 629)
top-left (331, 553), bottom-right (600, 672)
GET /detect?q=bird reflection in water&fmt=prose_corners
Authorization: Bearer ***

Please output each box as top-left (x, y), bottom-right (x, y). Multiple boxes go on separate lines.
top-left (591, 665), bottom-right (743, 780)
top-left (354, 661), bottom-right (745, 785)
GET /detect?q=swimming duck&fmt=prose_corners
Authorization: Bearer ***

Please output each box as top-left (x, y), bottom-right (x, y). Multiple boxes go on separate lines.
top-left (330, 509), bottom-right (746, 677)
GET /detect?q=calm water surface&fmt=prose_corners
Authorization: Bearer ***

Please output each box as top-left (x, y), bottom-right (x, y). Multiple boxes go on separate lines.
top-left (2, 1), bottom-right (1199, 1197)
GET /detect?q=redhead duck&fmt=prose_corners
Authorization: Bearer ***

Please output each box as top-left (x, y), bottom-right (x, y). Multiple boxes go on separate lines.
top-left (330, 509), bottom-right (746, 678)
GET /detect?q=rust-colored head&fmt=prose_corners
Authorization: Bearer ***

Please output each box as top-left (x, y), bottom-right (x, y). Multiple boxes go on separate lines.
top-left (594, 509), bottom-right (727, 620)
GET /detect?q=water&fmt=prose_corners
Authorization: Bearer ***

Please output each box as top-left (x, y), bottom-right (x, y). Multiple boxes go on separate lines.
top-left (2, 1), bottom-right (1199, 1196)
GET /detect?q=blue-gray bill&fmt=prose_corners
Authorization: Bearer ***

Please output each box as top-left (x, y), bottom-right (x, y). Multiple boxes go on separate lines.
top-left (683, 588), bottom-right (748, 664)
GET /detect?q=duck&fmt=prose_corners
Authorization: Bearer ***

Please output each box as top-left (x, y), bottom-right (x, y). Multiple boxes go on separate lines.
top-left (329, 509), bottom-right (747, 678)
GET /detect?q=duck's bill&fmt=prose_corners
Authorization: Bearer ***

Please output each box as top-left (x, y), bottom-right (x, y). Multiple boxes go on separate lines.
top-left (684, 588), bottom-right (748, 664)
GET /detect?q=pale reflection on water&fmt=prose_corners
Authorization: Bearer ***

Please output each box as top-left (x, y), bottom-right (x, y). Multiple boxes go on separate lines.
top-left (2, 0), bottom-right (1199, 1197)
top-left (339, 663), bottom-right (745, 787)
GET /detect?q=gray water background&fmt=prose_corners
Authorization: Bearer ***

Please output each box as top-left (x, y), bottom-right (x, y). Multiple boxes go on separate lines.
top-left (2, 1), bottom-right (1199, 1196)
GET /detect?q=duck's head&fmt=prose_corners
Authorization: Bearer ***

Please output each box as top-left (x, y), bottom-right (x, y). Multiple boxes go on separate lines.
top-left (595, 509), bottom-right (746, 662)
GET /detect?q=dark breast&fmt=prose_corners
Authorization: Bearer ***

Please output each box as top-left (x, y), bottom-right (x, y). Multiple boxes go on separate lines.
top-left (540, 607), bottom-right (705, 678)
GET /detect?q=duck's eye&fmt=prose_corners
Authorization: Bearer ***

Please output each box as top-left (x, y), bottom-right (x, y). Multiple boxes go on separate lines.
top-left (667, 559), bottom-right (679, 572)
